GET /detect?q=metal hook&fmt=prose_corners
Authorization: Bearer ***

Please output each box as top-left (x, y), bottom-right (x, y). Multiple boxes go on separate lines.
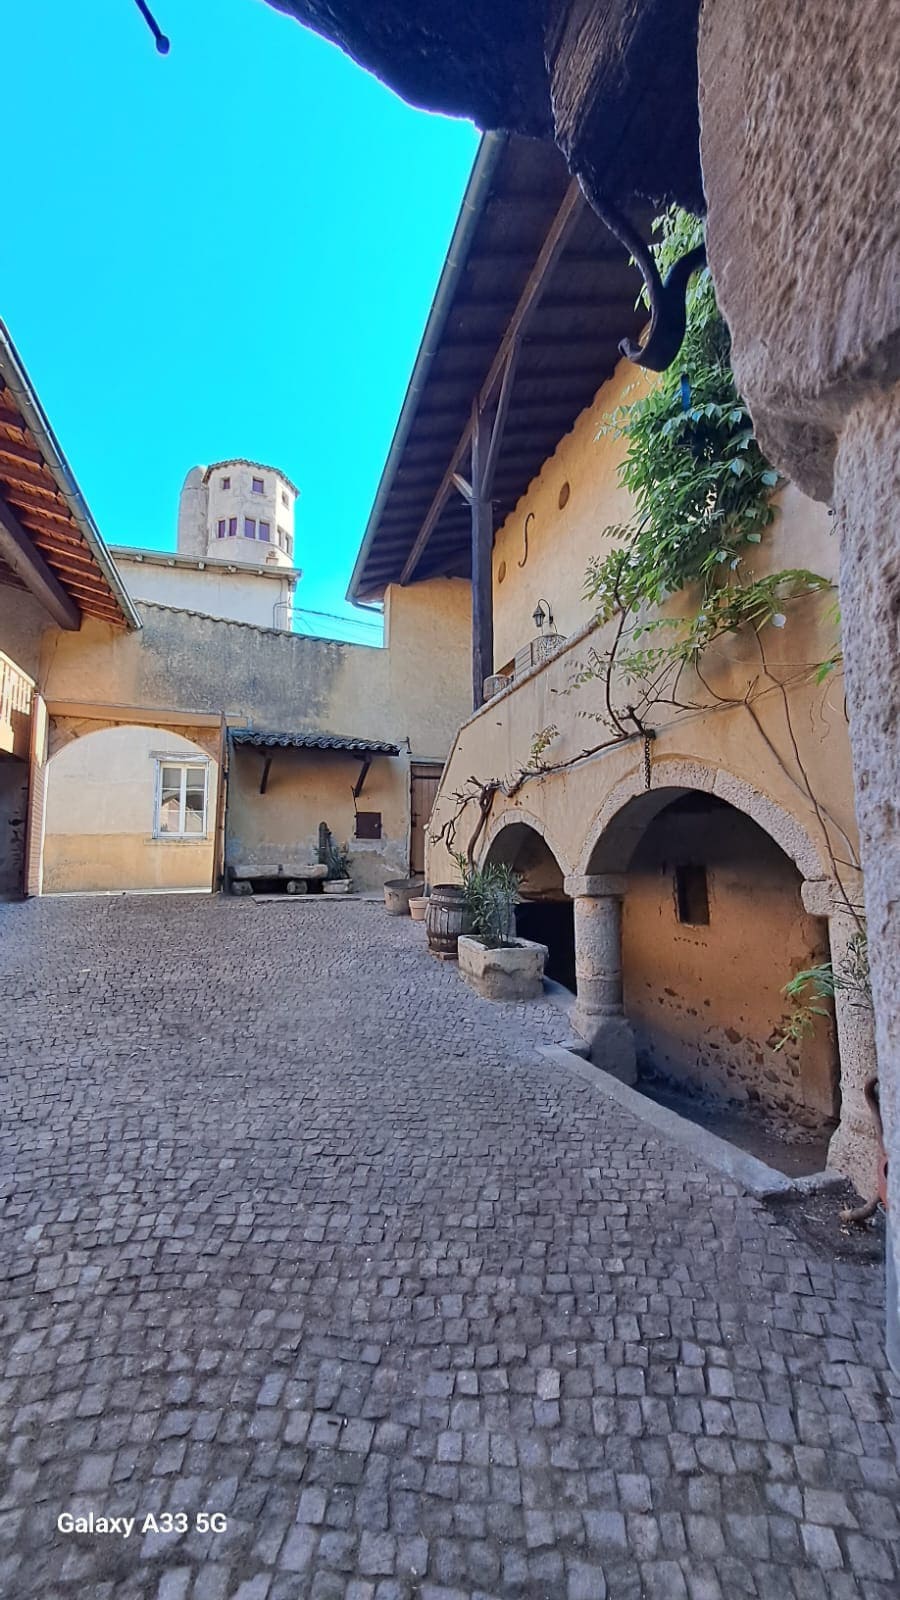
top-left (518, 511), bottom-right (534, 569)
top-left (132, 0), bottom-right (170, 53)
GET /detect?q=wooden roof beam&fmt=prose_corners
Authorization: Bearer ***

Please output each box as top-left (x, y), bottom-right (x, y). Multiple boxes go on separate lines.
top-left (0, 493), bottom-right (80, 629)
top-left (400, 178), bottom-right (584, 586)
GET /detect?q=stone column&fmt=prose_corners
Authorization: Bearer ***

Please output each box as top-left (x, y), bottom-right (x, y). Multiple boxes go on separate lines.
top-left (565, 873), bottom-right (637, 1084)
top-left (699, 0), bottom-right (900, 1370)
top-left (802, 882), bottom-right (879, 1196)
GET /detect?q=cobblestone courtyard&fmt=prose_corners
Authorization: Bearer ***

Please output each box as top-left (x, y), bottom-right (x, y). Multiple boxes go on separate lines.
top-left (1, 895), bottom-right (898, 1600)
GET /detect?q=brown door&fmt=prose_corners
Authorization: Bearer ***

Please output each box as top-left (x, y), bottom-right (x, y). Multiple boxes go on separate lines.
top-left (410, 762), bottom-right (443, 876)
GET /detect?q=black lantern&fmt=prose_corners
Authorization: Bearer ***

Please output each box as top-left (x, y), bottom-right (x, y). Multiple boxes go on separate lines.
top-left (532, 599), bottom-right (554, 632)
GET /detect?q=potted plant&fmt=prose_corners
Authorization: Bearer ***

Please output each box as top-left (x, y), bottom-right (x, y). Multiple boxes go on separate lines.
top-left (319, 826), bottom-right (353, 894)
top-left (454, 854), bottom-right (548, 1000)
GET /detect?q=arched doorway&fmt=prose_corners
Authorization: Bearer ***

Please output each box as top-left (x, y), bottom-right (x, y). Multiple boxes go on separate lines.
top-left (484, 820), bottom-right (574, 990)
top-left (587, 787), bottom-right (839, 1129)
top-left (43, 724), bottom-right (219, 894)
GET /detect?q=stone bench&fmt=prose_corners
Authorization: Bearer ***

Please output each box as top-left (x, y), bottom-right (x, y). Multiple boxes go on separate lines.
top-left (229, 862), bottom-right (328, 896)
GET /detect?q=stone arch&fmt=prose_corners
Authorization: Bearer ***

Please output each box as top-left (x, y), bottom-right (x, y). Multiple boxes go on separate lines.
top-left (42, 723), bottom-right (219, 896)
top-left (49, 714), bottom-right (220, 762)
top-left (483, 811), bottom-right (575, 991)
top-left (481, 808), bottom-right (573, 878)
top-left (579, 757), bottom-right (832, 885)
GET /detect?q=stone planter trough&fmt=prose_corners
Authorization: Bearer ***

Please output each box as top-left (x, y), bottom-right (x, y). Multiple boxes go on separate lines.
top-left (458, 935), bottom-right (548, 1001)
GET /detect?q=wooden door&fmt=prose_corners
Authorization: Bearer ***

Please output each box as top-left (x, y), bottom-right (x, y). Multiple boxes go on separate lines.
top-left (410, 762), bottom-right (443, 876)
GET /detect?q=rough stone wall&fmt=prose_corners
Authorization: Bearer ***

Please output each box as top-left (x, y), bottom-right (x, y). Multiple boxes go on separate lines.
top-left (0, 756), bottom-right (28, 897)
top-left (698, 0), bottom-right (899, 1344)
top-left (834, 384), bottom-right (900, 1270)
top-left (699, 0), bottom-right (900, 502)
top-left (623, 799), bottom-right (838, 1122)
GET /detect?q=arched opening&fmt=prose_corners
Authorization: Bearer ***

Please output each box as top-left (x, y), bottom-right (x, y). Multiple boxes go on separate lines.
top-left (588, 787), bottom-right (840, 1161)
top-left (43, 724), bottom-right (218, 895)
top-left (485, 821), bottom-right (574, 990)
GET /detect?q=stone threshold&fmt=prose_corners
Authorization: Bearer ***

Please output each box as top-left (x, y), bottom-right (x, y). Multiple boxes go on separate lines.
top-left (537, 1041), bottom-right (846, 1202)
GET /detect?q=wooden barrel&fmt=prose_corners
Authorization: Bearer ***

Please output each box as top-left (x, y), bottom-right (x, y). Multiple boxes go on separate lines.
top-left (426, 884), bottom-right (475, 959)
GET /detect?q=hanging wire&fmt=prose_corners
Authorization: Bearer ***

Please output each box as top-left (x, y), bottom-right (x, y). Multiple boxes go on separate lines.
top-left (132, 0), bottom-right (170, 53)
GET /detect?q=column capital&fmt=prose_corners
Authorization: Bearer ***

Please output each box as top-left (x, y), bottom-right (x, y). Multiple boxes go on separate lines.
top-left (800, 879), bottom-right (836, 917)
top-left (565, 873), bottom-right (628, 899)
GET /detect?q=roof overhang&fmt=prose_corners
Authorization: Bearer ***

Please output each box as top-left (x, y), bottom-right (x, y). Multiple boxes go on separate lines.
top-left (230, 729), bottom-right (400, 755)
top-left (0, 321), bottom-right (140, 630)
top-left (347, 134), bottom-right (647, 602)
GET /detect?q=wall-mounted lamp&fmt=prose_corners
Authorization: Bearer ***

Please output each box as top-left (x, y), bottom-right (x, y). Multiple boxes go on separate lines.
top-left (532, 598), bottom-right (554, 633)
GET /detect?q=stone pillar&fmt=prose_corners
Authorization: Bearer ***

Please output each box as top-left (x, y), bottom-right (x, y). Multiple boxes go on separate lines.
top-left (699, 0), bottom-right (900, 1370)
top-left (565, 873), bottom-right (636, 1084)
top-left (802, 881), bottom-right (879, 1195)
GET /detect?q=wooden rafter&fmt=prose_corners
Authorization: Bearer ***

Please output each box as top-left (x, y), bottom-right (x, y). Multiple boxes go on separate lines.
top-left (0, 493), bottom-right (79, 629)
top-left (399, 177), bottom-right (584, 586)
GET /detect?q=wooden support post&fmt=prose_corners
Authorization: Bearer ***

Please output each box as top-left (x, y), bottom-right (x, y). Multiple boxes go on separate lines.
top-left (470, 402), bottom-right (494, 710)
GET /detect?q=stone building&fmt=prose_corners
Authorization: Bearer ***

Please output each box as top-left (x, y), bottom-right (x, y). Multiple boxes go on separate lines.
top-left (263, 0), bottom-right (899, 1371)
top-left (0, 326), bottom-right (471, 901)
top-left (352, 135), bottom-right (877, 1199)
top-left (111, 460), bottom-right (300, 631)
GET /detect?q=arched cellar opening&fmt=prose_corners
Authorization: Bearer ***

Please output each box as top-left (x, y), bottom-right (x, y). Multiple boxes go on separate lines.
top-left (485, 822), bottom-right (574, 990)
top-left (607, 790), bottom-right (840, 1144)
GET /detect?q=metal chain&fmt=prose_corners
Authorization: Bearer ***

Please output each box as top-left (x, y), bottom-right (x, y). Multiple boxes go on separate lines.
top-left (643, 733), bottom-right (653, 790)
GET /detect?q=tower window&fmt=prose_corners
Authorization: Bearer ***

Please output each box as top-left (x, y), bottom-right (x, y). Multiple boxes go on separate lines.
top-left (258, 521), bottom-right (270, 542)
top-left (216, 519), bottom-right (226, 538)
top-left (228, 517), bottom-right (237, 537)
top-left (244, 518), bottom-right (256, 539)
top-left (675, 864), bottom-right (710, 926)
top-left (252, 477), bottom-right (265, 494)
top-left (221, 475), bottom-right (230, 489)
top-left (281, 489), bottom-right (289, 507)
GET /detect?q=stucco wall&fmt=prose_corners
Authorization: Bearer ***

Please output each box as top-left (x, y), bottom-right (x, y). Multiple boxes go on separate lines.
top-left (205, 463), bottom-right (296, 564)
top-left (37, 575), bottom-right (470, 893)
top-left (490, 356), bottom-right (834, 674)
top-left (40, 576), bottom-right (471, 760)
top-left (112, 555), bottom-right (295, 631)
top-left (0, 584), bottom-right (54, 679)
top-left (227, 746), bottom-right (411, 891)
top-left (624, 798), bottom-right (837, 1121)
top-left (43, 724), bottom-right (218, 894)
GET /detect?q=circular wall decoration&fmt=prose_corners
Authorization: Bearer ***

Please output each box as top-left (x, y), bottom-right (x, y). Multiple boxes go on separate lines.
top-left (558, 481), bottom-right (571, 509)
top-left (497, 560), bottom-right (507, 583)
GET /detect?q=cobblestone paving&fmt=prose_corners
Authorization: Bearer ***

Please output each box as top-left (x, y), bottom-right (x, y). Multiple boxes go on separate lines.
top-left (1, 895), bottom-right (898, 1600)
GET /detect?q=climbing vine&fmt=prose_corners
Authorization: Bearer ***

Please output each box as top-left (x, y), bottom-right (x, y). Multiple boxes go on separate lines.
top-left (432, 209), bottom-right (868, 1038)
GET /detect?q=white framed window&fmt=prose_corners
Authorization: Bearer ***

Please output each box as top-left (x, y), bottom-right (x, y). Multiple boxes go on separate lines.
top-left (153, 759), bottom-right (209, 839)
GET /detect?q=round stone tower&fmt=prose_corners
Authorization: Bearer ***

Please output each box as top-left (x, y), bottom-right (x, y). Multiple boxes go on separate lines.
top-left (176, 460), bottom-right (299, 569)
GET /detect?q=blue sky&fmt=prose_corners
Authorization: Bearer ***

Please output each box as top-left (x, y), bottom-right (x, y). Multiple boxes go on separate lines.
top-left (1, 0), bottom-right (477, 641)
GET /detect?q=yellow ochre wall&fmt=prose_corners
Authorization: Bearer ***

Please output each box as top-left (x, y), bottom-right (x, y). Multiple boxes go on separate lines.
top-left (37, 577), bottom-right (471, 893)
top-left (42, 724), bottom-right (218, 894)
top-left (490, 358), bottom-right (835, 673)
